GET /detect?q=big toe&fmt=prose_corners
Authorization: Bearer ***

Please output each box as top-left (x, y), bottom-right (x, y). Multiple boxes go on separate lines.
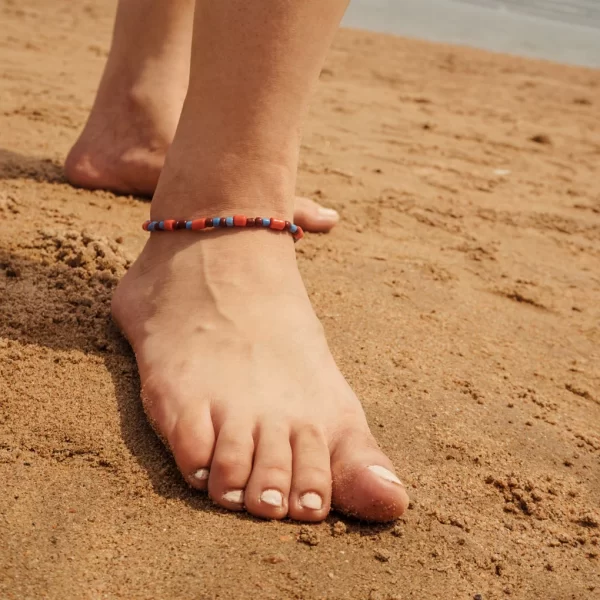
top-left (331, 432), bottom-right (409, 521)
top-left (293, 196), bottom-right (339, 233)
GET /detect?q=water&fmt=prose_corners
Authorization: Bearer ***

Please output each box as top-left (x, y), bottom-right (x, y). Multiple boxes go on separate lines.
top-left (343, 0), bottom-right (600, 68)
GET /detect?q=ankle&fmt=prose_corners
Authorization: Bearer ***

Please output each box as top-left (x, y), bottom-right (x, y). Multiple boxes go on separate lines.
top-left (151, 148), bottom-right (296, 221)
top-left (92, 58), bottom-right (187, 125)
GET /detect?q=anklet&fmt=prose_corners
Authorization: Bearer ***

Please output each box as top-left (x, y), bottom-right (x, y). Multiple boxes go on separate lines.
top-left (142, 215), bottom-right (304, 242)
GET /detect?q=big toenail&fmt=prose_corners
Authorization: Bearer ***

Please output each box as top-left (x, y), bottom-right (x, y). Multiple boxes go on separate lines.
top-left (367, 465), bottom-right (403, 486)
top-left (222, 489), bottom-right (244, 504)
top-left (193, 468), bottom-right (209, 481)
top-left (299, 492), bottom-right (323, 510)
top-left (317, 207), bottom-right (339, 220)
top-left (260, 489), bottom-right (283, 507)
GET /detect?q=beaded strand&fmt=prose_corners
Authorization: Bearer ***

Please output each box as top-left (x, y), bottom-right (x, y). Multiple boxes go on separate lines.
top-left (142, 215), bottom-right (304, 242)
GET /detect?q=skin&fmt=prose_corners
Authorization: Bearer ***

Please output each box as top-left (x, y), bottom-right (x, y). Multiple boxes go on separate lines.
top-left (110, 0), bottom-right (410, 522)
top-left (64, 0), bottom-right (340, 233)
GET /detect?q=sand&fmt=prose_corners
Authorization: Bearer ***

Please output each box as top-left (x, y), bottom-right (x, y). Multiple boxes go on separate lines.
top-left (1, 1), bottom-right (599, 598)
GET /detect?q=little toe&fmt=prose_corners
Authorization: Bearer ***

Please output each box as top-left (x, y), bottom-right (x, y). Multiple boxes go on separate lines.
top-left (208, 420), bottom-right (255, 511)
top-left (244, 424), bottom-right (292, 520)
top-left (162, 406), bottom-right (215, 491)
top-left (288, 425), bottom-right (331, 521)
top-left (294, 196), bottom-right (339, 233)
top-left (331, 432), bottom-right (409, 521)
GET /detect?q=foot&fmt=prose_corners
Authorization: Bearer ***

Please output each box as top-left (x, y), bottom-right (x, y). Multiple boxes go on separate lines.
top-left (112, 229), bottom-right (409, 521)
top-left (64, 86), bottom-right (178, 198)
top-left (65, 96), bottom-right (339, 233)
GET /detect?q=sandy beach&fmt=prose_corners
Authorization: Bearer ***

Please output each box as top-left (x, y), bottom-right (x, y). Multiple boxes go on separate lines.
top-left (1, 0), bottom-right (599, 598)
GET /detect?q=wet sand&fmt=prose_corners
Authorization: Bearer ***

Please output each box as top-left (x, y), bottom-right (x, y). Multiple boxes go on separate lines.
top-left (1, 1), bottom-right (599, 598)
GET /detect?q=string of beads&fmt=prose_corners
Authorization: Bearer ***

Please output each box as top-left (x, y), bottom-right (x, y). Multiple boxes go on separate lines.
top-left (142, 215), bottom-right (304, 242)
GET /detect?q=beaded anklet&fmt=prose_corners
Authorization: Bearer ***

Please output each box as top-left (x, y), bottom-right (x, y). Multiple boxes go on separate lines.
top-left (142, 215), bottom-right (304, 242)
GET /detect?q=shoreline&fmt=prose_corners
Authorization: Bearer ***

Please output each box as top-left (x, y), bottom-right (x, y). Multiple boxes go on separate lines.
top-left (343, 0), bottom-right (600, 68)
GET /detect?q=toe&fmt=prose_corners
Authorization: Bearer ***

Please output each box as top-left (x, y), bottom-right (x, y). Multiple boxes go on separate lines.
top-left (161, 405), bottom-right (215, 491)
top-left (288, 425), bottom-right (331, 522)
top-left (208, 420), bottom-right (255, 511)
top-left (331, 431), bottom-right (409, 521)
top-left (244, 423), bottom-right (292, 520)
top-left (293, 196), bottom-right (339, 233)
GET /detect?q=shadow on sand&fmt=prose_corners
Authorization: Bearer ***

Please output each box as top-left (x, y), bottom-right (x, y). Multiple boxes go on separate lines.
top-left (0, 148), bottom-right (65, 184)
top-left (0, 241), bottom-right (223, 516)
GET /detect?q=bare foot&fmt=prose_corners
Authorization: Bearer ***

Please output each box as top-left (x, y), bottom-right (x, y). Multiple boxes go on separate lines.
top-left (112, 229), bottom-right (409, 521)
top-left (64, 85), bottom-right (182, 198)
top-left (65, 93), bottom-right (339, 233)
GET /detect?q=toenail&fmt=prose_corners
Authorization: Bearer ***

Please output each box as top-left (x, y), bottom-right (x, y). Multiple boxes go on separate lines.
top-left (367, 465), bottom-right (403, 486)
top-left (299, 492), bottom-right (323, 510)
top-left (192, 468), bottom-right (209, 481)
top-left (317, 207), bottom-right (339, 220)
top-left (222, 489), bottom-right (244, 504)
top-left (260, 489), bottom-right (284, 507)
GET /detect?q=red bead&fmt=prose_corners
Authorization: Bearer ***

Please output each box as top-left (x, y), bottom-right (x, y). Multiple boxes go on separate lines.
top-left (191, 218), bottom-right (206, 230)
top-left (175, 220), bottom-right (187, 230)
top-left (269, 218), bottom-right (285, 231)
top-left (233, 215), bottom-right (247, 227)
top-left (142, 221), bottom-right (150, 231)
top-left (220, 217), bottom-right (228, 226)
top-left (284, 221), bottom-right (292, 231)
top-left (293, 227), bottom-right (304, 241)
top-left (254, 217), bottom-right (263, 227)
top-left (163, 220), bottom-right (176, 231)
top-left (246, 217), bottom-right (255, 227)
top-left (205, 218), bottom-right (213, 227)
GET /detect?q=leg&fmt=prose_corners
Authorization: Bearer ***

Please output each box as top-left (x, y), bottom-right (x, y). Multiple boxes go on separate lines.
top-left (112, 0), bottom-right (409, 521)
top-left (65, 0), bottom-right (191, 196)
top-left (64, 0), bottom-right (339, 232)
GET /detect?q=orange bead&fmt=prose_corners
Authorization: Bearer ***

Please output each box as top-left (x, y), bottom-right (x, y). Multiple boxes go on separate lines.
top-left (191, 218), bottom-right (207, 230)
top-left (293, 227), bottom-right (304, 241)
top-left (233, 215), bottom-right (247, 227)
top-left (269, 218), bottom-right (286, 231)
top-left (142, 220), bottom-right (150, 231)
top-left (163, 220), bottom-right (176, 231)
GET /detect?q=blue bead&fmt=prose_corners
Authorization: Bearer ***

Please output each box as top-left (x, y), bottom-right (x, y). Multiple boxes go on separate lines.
top-left (213, 217), bottom-right (220, 227)
top-left (148, 222), bottom-right (155, 231)
top-left (262, 218), bottom-right (270, 226)
top-left (185, 221), bottom-right (192, 229)
top-left (226, 217), bottom-right (234, 227)
top-left (157, 220), bottom-right (164, 230)
top-left (289, 223), bottom-right (298, 234)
